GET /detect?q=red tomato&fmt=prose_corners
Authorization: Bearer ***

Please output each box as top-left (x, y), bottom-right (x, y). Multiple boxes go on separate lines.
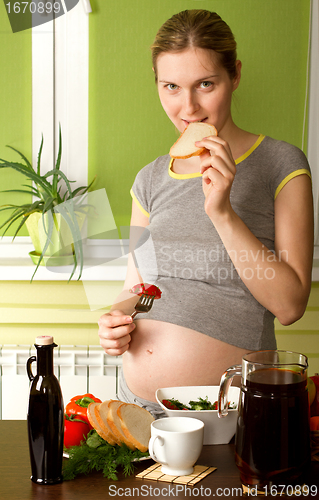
top-left (310, 416), bottom-right (319, 432)
top-left (64, 415), bottom-right (90, 448)
top-left (162, 399), bottom-right (180, 410)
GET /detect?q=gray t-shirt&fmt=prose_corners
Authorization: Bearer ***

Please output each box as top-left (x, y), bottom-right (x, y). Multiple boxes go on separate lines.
top-left (130, 135), bottom-right (311, 350)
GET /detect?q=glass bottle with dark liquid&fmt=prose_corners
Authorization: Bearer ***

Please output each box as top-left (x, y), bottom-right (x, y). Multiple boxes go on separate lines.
top-left (26, 335), bottom-right (64, 484)
top-left (218, 350), bottom-right (311, 491)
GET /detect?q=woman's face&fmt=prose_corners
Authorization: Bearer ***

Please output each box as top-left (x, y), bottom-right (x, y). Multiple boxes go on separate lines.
top-left (156, 48), bottom-right (240, 135)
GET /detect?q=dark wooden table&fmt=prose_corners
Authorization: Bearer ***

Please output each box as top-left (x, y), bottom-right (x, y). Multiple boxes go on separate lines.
top-left (1, 421), bottom-right (318, 499)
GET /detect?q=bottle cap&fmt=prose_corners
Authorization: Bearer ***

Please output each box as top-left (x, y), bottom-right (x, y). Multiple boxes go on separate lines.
top-left (35, 335), bottom-right (54, 345)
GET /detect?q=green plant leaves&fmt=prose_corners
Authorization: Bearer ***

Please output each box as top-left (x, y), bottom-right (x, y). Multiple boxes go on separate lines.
top-left (0, 128), bottom-right (95, 281)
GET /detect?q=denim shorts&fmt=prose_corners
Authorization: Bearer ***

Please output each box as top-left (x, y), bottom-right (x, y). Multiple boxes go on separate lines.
top-left (117, 368), bottom-right (166, 419)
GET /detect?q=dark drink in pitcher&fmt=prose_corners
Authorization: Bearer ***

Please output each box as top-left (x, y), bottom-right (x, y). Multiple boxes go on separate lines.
top-left (235, 367), bottom-right (311, 488)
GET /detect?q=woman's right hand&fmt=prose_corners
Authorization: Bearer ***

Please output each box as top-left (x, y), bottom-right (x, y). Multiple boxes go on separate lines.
top-left (98, 310), bottom-right (136, 356)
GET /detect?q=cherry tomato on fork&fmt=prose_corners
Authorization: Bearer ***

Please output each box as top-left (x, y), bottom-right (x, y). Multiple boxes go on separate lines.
top-left (129, 283), bottom-right (162, 299)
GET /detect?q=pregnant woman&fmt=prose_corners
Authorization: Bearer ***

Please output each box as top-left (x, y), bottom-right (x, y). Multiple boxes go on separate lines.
top-left (98, 9), bottom-right (313, 417)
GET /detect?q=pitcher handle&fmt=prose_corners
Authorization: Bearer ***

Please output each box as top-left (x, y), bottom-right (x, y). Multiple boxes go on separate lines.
top-left (218, 364), bottom-right (242, 418)
top-left (26, 356), bottom-right (36, 382)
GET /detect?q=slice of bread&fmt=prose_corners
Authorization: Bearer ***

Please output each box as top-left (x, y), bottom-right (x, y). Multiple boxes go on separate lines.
top-left (169, 122), bottom-right (217, 159)
top-left (117, 402), bottom-right (155, 452)
top-left (106, 400), bottom-right (136, 450)
top-left (95, 399), bottom-right (131, 449)
top-left (87, 401), bottom-right (119, 446)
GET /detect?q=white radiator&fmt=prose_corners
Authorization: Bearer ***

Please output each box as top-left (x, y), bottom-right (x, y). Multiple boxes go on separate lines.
top-left (0, 345), bottom-right (122, 420)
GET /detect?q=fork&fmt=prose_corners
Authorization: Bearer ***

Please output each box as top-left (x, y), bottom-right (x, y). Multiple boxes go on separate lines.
top-left (131, 294), bottom-right (155, 318)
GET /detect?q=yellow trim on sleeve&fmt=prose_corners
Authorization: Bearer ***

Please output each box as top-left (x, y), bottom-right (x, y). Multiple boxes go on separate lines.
top-left (274, 169), bottom-right (312, 200)
top-left (130, 188), bottom-right (150, 217)
top-left (235, 135), bottom-right (265, 165)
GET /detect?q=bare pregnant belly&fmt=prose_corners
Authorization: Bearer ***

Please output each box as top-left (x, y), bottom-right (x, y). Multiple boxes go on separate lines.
top-left (122, 318), bottom-right (250, 402)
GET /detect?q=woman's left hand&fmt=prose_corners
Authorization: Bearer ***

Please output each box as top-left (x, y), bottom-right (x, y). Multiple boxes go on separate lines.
top-left (195, 136), bottom-right (236, 220)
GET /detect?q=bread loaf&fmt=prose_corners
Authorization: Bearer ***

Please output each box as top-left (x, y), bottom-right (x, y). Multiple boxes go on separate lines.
top-left (170, 122), bottom-right (217, 159)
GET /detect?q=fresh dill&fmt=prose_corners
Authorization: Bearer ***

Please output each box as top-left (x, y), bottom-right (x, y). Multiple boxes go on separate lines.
top-left (63, 430), bottom-right (149, 481)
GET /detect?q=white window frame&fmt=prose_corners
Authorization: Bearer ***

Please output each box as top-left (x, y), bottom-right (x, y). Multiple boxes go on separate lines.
top-left (32, 0), bottom-right (89, 188)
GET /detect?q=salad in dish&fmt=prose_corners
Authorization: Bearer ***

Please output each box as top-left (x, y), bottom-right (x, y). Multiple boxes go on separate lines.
top-left (162, 396), bottom-right (237, 411)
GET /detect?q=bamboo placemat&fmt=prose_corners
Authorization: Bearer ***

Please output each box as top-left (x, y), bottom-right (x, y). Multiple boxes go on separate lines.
top-left (136, 463), bottom-right (217, 485)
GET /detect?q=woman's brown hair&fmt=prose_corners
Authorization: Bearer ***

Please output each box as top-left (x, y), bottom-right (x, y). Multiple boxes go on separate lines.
top-left (151, 10), bottom-right (237, 82)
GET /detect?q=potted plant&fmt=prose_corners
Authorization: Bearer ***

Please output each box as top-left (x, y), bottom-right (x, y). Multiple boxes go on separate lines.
top-left (0, 127), bottom-right (94, 280)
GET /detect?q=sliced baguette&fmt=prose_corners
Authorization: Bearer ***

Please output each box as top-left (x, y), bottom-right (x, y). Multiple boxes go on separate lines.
top-left (117, 402), bottom-right (155, 452)
top-left (106, 400), bottom-right (136, 450)
top-left (95, 399), bottom-right (131, 448)
top-left (87, 401), bottom-right (119, 446)
top-left (169, 122), bottom-right (217, 159)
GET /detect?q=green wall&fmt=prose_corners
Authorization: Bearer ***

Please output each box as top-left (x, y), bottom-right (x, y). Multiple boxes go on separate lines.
top-left (0, 3), bottom-right (32, 236)
top-left (0, 0), bottom-right (312, 231)
top-left (88, 0), bottom-right (311, 228)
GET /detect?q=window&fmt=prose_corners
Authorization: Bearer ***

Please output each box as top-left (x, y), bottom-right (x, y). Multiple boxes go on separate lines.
top-left (32, 1), bottom-right (89, 188)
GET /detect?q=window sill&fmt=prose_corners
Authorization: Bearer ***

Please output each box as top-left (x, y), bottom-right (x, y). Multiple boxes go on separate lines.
top-left (0, 237), bottom-right (128, 281)
top-left (1, 238), bottom-right (318, 282)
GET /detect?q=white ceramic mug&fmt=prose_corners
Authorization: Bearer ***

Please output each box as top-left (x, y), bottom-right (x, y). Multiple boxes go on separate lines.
top-left (148, 417), bottom-right (204, 476)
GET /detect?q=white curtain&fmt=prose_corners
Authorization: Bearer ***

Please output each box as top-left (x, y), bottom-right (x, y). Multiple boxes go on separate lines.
top-left (308, 0), bottom-right (319, 245)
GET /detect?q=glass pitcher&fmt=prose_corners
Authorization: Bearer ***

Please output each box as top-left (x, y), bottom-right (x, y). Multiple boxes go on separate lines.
top-left (218, 350), bottom-right (311, 490)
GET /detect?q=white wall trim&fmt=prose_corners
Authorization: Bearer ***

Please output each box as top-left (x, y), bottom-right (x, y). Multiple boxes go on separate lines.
top-left (308, 0), bottom-right (319, 244)
top-left (55, 3), bottom-right (89, 188)
top-left (32, 20), bottom-right (55, 173)
top-left (32, 3), bottom-right (89, 189)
